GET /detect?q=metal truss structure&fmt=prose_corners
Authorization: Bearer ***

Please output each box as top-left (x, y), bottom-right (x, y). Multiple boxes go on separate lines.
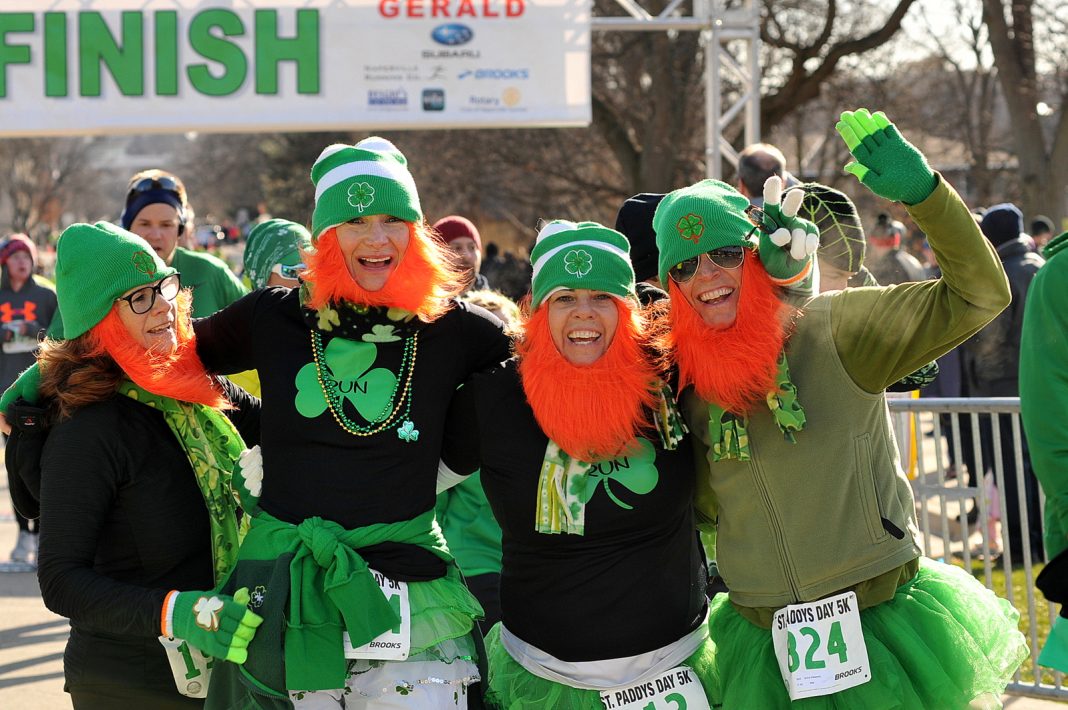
top-left (591, 0), bottom-right (761, 178)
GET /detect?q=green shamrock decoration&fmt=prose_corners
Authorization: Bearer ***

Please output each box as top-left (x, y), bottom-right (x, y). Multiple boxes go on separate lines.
top-left (347, 182), bottom-right (375, 212)
top-left (294, 339), bottom-right (398, 421)
top-left (363, 324), bottom-right (401, 343)
top-left (396, 420), bottom-right (419, 443)
top-left (574, 438), bottom-right (658, 510)
top-left (131, 250), bottom-right (158, 276)
top-left (675, 213), bottom-right (705, 244)
top-left (317, 306), bottom-right (341, 331)
top-left (563, 249), bottom-right (593, 278)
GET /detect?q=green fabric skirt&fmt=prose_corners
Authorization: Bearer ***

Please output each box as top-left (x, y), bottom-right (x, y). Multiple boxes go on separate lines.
top-left (707, 558), bottom-right (1028, 709)
top-left (483, 623), bottom-right (720, 710)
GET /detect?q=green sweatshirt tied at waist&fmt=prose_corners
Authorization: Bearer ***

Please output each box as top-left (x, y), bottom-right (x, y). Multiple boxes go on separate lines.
top-left (232, 507), bottom-right (452, 691)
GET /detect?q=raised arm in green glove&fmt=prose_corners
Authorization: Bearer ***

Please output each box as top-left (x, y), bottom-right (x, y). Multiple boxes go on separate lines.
top-left (835, 108), bottom-right (937, 205)
top-left (164, 587), bottom-right (263, 664)
top-left (754, 175), bottom-right (819, 287)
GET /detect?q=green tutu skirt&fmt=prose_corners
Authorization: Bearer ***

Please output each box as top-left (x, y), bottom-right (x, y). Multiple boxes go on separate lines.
top-left (708, 558), bottom-right (1028, 709)
top-left (483, 623), bottom-right (720, 710)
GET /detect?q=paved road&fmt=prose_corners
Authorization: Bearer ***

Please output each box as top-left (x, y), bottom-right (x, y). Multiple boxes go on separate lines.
top-left (0, 484), bottom-right (1064, 708)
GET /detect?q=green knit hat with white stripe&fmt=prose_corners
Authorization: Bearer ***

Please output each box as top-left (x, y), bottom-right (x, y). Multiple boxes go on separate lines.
top-left (530, 220), bottom-right (635, 307)
top-left (654, 179), bottom-right (756, 286)
top-left (310, 136), bottom-right (422, 240)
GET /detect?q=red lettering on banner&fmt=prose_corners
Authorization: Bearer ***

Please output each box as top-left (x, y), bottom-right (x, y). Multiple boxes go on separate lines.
top-left (378, 0), bottom-right (524, 17)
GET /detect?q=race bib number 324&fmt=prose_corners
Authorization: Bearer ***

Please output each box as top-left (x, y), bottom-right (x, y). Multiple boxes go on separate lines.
top-left (770, 591), bottom-right (871, 700)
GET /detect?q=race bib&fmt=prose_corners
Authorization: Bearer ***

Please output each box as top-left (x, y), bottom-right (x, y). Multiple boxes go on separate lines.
top-left (599, 665), bottom-right (710, 710)
top-left (343, 569), bottom-right (411, 661)
top-left (158, 635), bottom-right (213, 698)
top-left (771, 591), bottom-right (871, 700)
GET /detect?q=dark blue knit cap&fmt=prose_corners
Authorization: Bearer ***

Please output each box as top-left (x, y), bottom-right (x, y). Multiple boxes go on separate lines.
top-left (120, 188), bottom-right (185, 231)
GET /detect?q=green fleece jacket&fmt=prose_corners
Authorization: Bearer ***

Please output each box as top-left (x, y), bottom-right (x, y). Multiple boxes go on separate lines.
top-left (1020, 231), bottom-right (1067, 558)
top-left (687, 176), bottom-right (1010, 619)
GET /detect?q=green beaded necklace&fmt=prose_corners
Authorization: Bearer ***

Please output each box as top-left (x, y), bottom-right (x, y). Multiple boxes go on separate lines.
top-left (309, 329), bottom-right (419, 438)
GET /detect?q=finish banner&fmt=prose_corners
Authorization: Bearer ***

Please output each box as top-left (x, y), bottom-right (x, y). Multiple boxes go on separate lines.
top-left (0, 0), bottom-right (591, 136)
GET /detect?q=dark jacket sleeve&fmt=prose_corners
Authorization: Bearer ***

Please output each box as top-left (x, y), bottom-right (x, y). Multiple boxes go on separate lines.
top-left (37, 412), bottom-right (167, 638)
top-left (458, 300), bottom-right (512, 375)
top-left (193, 288), bottom-right (279, 375)
top-left (441, 378), bottom-right (482, 476)
top-left (221, 378), bottom-right (261, 447)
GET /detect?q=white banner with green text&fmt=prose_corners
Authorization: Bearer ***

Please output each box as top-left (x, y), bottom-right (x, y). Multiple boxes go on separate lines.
top-left (0, 0), bottom-right (590, 136)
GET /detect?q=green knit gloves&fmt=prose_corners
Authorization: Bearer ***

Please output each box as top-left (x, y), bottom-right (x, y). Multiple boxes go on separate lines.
top-left (756, 175), bottom-right (818, 286)
top-left (835, 109), bottom-right (937, 205)
top-left (165, 588), bottom-right (263, 664)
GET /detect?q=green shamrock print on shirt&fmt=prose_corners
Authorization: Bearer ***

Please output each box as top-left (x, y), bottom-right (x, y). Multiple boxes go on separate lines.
top-left (564, 249), bottom-right (593, 278)
top-left (573, 438), bottom-right (658, 510)
top-left (295, 338), bottom-right (398, 422)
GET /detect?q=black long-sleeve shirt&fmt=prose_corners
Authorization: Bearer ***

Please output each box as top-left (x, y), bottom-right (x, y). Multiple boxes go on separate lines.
top-left (37, 380), bottom-right (259, 641)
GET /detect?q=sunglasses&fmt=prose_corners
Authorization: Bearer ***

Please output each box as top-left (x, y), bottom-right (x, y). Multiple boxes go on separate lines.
top-left (127, 176), bottom-right (181, 200)
top-left (115, 273), bottom-right (181, 314)
top-left (271, 262), bottom-right (306, 280)
top-left (668, 246), bottom-right (746, 283)
top-left (744, 204), bottom-right (775, 234)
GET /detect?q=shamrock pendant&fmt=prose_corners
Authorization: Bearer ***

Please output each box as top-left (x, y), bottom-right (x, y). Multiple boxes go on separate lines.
top-left (397, 420), bottom-right (419, 443)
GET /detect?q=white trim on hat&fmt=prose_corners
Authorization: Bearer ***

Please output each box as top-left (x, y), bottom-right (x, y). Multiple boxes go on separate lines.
top-left (355, 136), bottom-right (402, 154)
top-left (531, 239), bottom-right (630, 280)
top-left (314, 144), bottom-right (349, 164)
top-left (314, 161), bottom-right (417, 202)
top-left (535, 220), bottom-right (578, 243)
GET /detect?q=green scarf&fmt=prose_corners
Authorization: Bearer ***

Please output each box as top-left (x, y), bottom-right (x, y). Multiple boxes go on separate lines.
top-left (706, 352), bottom-right (806, 462)
top-left (118, 381), bottom-right (247, 583)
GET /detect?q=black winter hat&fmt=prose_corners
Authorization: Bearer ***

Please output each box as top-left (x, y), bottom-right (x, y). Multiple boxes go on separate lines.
top-left (614, 193), bottom-right (665, 283)
top-left (979, 203), bottom-right (1025, 247)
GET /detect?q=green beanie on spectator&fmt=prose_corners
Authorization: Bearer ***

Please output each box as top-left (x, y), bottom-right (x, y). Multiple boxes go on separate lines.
top-left (244, 219), bottom-right (312, 289)
top-left (530, 220), bottom-right (635, 307)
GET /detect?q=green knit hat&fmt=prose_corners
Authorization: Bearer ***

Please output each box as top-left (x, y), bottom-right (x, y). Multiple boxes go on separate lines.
top-left (243, 218), bottom-right (312, 289)
top-left (530, 220), bottom-right (635, 307)
top-left (654, 179), bottom-right (755, 286)
top-left (309, 136), bottom-right (421, 240)
top-left (55, 222), bottom-right (177, 339)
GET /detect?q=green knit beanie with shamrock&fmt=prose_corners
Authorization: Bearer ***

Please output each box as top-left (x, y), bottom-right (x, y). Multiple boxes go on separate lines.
top-left (310, 136), bottom-right (422, 240)
top-left (244, 218), bottom-right (312, 289)
top-left (654, 179), bottom-right (755, 286)
top-left (530, 220), bottom-right (635, 307)
top-left (55, 222), bottom-right (177, 339)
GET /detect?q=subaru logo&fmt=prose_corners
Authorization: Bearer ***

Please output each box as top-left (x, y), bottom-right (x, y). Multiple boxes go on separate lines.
top-left (431, 24), bottom-right (474, 46)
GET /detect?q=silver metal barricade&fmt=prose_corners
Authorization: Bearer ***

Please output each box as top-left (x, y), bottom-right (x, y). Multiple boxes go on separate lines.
top-left (888, 396), bottom-right (1066, 700)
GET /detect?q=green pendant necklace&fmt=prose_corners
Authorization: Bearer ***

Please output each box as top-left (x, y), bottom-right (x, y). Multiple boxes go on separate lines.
top-left (309, 330), bottom-right (419, 439)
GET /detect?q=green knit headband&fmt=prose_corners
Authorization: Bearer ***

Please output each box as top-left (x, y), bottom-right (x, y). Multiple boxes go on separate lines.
top-left (244, 218), bottom-right (312, 289)
top-left (310, 136), bottom-right (422, 241)
top-left (530, 220), bottom-right (635, 307)
top-left (654, 179), bottom-right (756, 286)
top-left (55, 222), bottom-right (177, 339)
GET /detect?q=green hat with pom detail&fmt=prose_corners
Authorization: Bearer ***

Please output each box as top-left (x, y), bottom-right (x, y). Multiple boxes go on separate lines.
top-left (310, 136), bottom-right (422, 241)
top-left (530, 221), bottom-right (635, 307)
top-left (654, 179), bottom-right (756, 286)
top-left (55, 221), bottom-right (176, 339)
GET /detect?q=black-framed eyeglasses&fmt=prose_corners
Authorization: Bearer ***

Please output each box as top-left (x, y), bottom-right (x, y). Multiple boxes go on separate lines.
top-left (272, 262), bottom-right (306, 280)
top-left (116, 273), bottom-right (181, 314)
top-left (127, 176), bottom-right (181, 200)
top-left (668, 246), bottom-right (746, 283)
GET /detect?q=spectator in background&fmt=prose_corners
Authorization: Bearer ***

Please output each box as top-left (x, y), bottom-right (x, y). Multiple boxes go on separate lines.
top-left (433, 215), bottom-right (489, 293)
top-left (735, 143), bottom-right (788, 207)
top-left (866, 213), bottom-right (928, 285)
top-left (118, 170), bottom-right (247, 318)
top-left (0, 234), bottom-right (57, 569)
top-left (1031, 215), bottom-right (1055, 252)
top-left (614, 192), bottom-right (668, 304)
top-left (242, 219), bottom-right (311, 291)
top-left (961, 202), bottom-right (1046, 564)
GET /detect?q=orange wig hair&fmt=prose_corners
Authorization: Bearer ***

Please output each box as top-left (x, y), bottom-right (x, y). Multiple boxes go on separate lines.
top-left (302, 223), bottom-right (465, 322)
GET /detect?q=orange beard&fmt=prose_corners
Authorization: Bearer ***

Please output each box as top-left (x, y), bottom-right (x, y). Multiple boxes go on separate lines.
top-left (302, 225), bottom-right (464, 322)
top-left (517, 299), bottom-right (658, 462)
top-left (666, 258), bottom-right (786, 414)
top-left (88, 290), bottom-right (227, 408)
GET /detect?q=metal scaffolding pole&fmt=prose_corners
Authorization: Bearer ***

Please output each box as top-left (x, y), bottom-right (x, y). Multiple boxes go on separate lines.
top-left (591, 0), bottom-right (761, 178)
